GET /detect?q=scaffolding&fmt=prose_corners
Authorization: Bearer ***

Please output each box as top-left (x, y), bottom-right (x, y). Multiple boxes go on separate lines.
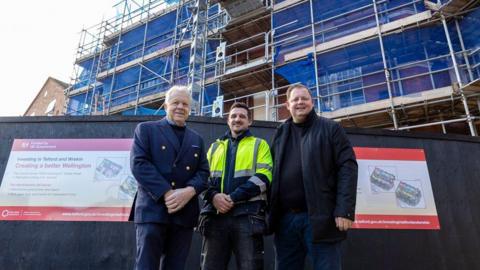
top-left (66, 0), bottom-right (480, 135)
top-left (65, 0), bottom-right (229, 116)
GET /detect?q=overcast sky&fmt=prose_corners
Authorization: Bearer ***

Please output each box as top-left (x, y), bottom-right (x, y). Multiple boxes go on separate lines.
top-left (0, 1), bottom-right (116, 116)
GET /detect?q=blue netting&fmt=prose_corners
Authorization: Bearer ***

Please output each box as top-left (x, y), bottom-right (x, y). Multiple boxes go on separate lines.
top-left (459, 8), bottom-right (480, 49)
top-left (273, 2), bottom-right (312, 65)
top-left (70, 1), bottom-right (480, 116)
top-left (205, 40), bottom-right (220, 79)
top-left (145, 11), bottom-right (177, 54)
top-left (273, 0), bottom-right (428, 65)
top-left (203, 83), bottom-right (220, 106)
top-left (99, 10), bottom-right (177, 72)
top-left (383, 23), bottom-right (456, 95)
top-left (313, 0), bottom-right (375, 44)
top-left (66, 87), bottom-right (103, 115)
top-left (121, 107), bottom-right (165, 115)
top-left (139, 55), bottom-right (172, 98)
top-left (98, 45), bottom-right (191, 109)
top-left (316, 38), bottom-right (386, 111)
top-left (377, 0), bottom-right (426, 23)
top-left (274, 55), bottom-right (320, 110)
top-left (101, 66), bottom-right (140, 107)
top-left (458, 7), bottom-right (480, 81)
top-left (275, 55), bottom-right (317, 89)
top-left (66, 93), bottom-right (88, 115)
top-left (74, 57), bottom-right (99, 90)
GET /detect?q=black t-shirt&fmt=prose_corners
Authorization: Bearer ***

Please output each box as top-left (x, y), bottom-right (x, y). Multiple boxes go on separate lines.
top-left (170, 124), bottom-right (186, 146)
top-left (278, 122), bottom-right (308, 213)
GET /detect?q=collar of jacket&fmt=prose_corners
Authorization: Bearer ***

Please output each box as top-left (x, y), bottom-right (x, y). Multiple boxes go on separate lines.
top-left (219, 129), bottom-right (252, 142)
top-left (286, 109), bottom-right (317, 128)
top-left (165, 116), bottom-right (187, 127)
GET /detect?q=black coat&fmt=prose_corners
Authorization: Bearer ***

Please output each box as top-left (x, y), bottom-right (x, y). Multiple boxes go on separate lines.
top-left (129, 118), bottom-right (209, 227)
top-left (268, 111), bottom-right (358, 243)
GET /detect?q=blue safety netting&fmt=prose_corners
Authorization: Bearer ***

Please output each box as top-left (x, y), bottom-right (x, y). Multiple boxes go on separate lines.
top-left (313, 0), bottom-right (376, 45)
top-left (96, 45), bottom-right (193, 110)
top-left (458, 7), bottom-right (480, 81)
top-left (99, 2), bottom-right (221, 73)
top-left (203, 82), bottom-right (221, 106)
top-left (376, 0), bottom-right (426, 23)
top-left (274, 54), bottom-right (320, 111)
top-left (69, 2), bottom-right (480, 116)
top-left (273, 0), bottom-right (427, 65)
top-left (316, 38), bottom-right (386, 112)
top-left (205, 40), bottom-right (221, 79)
top-left (66, 85), bottom-right (104, 115)
top-left (99, 10), bottom-right (177, 71)
top-left (73, 57), bottom-right (100, 90)
top-left (384, 23), bottom-right (460, 96)
top-left (66, 93), bottom-right (88, 115)
top-left (121, 107), bottom-right (165, 116)
top-left (272, 2), bottom-right (312, 65)
top-left (200, 82), bottom-right (223, 117)
top-left (68, 3), bottom-right (227, 115)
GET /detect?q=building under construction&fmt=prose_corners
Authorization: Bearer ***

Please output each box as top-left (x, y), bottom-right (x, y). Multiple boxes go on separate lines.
top-left (65, 0), bottom-right (480, 135)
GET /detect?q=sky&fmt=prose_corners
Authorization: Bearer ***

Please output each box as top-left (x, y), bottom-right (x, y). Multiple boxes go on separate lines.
top-left (0, 1), bottom-right (116, 116)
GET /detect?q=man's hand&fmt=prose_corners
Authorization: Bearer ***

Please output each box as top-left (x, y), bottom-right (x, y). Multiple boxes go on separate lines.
top-left (212, 193), bottom-right (234, 214)
top-left (164, 187), bottom-right (196, 214)
top-left (335, 217), bottom-right (353, 231)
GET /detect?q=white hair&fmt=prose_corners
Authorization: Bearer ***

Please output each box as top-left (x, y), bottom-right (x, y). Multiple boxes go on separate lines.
top-left (165, 85), bottom-right (192, 104)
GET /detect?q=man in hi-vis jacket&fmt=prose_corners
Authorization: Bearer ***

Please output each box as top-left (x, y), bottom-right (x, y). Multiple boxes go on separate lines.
top-left (199, 102), bottom-right (273, 270)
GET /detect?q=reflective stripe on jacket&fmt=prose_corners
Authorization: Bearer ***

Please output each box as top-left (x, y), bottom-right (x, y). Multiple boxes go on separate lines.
top-left (202, 133), bottom-right (273, 215)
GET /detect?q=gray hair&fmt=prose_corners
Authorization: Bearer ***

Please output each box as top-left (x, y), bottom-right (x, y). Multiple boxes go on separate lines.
top-left (165, 85), bottom-right (192, 104)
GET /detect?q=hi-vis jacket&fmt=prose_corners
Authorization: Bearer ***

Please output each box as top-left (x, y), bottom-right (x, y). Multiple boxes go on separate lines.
top-left (201, 131), bottom-right (273, 216)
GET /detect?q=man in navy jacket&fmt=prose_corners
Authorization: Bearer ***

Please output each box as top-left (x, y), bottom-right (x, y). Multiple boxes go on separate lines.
top-left (130, 85), bottom-right (209, 270)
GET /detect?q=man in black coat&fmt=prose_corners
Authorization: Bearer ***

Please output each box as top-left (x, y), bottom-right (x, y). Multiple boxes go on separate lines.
top-left (130, 85), bottom-right (209, 270)
top-left (268, 84), bottom-right (358, 270)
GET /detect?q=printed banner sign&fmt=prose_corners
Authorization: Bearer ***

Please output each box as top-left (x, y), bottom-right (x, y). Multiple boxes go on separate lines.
top-left (353, 147), bottom-right (440, 230)
top-left (0, 139), bottom-right (136, 222)
top-left (0, 141), bottom-right (440, 228)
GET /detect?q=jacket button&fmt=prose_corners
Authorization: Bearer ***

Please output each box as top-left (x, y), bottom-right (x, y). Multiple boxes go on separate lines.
top-left (194, 153), bottom-right (198, 158)
top-left (186, 166), bottom-right (190, 171)
top-left (161, 145), bottom-right (166, 150)
top-left (171, 181), bottom-right (175, 187)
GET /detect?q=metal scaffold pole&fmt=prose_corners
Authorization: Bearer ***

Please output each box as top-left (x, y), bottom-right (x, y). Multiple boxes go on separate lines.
top-left (106, 1), bottom-right (130, 115)
top-left (188, 0), bottom-right (209, 115)
top-left (134, 0), bottom-right (153, 115)
top-left (309, 0), bottom-right (322, 114)
top-left (441, 13), bottom-right (477, 136)
top-left (373, 0), bottom-right (399, 130)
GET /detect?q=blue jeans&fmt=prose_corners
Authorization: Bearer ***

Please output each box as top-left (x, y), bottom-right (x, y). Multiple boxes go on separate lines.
top-left (200, 214), bottom-right (265, 270)
top-left (274, 212), bottom-right (342, 270)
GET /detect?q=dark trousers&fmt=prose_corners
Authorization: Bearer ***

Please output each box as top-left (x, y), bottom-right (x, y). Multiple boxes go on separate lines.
top-left (135, 223), bottom-right (193, 270)
top-left (200, 215), bottom-right (265, 270)
top-left (274, 212), bottom-right (342, 270)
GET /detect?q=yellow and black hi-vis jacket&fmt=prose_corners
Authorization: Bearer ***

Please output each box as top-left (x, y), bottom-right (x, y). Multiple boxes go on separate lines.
top-left (201, 130), bottom-right (273, 216)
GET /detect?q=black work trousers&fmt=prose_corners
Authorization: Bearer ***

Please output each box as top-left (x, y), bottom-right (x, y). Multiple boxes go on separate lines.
top-left (200, 214), bottom-right (265, 270)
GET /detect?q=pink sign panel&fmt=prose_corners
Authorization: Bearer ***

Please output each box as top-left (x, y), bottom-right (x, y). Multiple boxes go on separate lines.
top-left (0, 139), bottom-right (136, 222)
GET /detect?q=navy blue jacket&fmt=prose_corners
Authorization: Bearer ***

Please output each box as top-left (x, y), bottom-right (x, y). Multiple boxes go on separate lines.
top-left (129, 118), bottom-right (209, 227)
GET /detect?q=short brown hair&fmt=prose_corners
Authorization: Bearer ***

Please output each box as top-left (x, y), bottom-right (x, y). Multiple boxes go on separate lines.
top-left (229, 102), bottom-right (251, 119)
top-left (286, 84), bottom-right (313, 100)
